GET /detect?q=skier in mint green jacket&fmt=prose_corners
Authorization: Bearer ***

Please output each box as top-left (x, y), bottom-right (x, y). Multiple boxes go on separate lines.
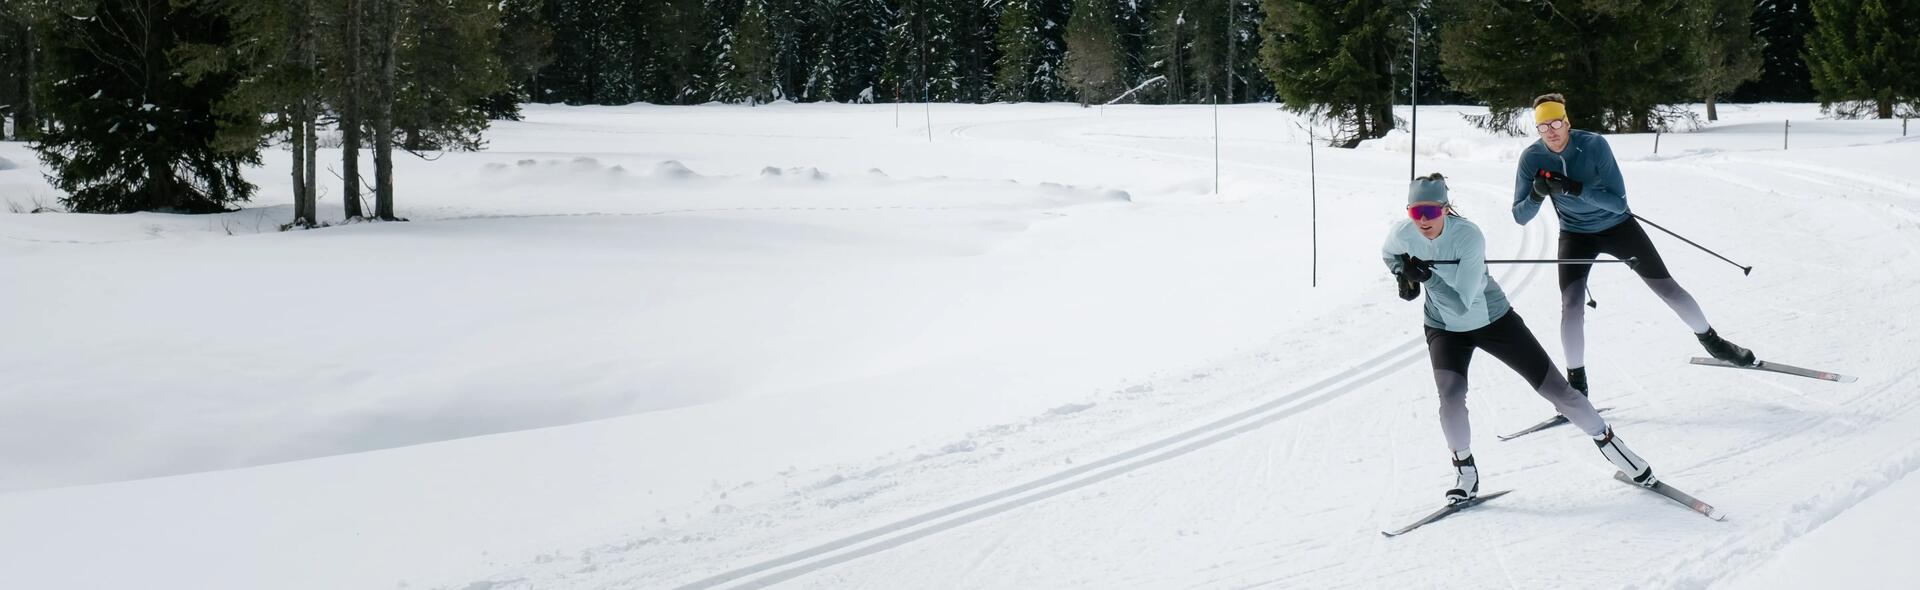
top-left (1385, 173), bottom-right (1659, 504)
top-left (1513, 93), bottom-right (1755, 400)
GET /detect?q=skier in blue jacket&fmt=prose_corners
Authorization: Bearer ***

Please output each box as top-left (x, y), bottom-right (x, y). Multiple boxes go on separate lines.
top-left (1387, 173), bottom-right (1659, 503)
top-left (1512, 93), bottom-right (1755, 399)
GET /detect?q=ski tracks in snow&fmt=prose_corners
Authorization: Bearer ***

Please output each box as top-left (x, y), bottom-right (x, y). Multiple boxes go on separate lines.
top-left (448, 201), bottom-right (1551, 590)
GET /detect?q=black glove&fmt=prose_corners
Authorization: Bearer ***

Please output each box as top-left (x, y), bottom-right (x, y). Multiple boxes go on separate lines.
top-left (1393, 254), bottom-right (1429, 301)
top-left (1397, 273), bottom-right (1421, 301)
top-left (1528, 176), bottom-right (1551, 203)
top-left (1401, 255), bottom-right (1434, 283)
top-left (1536, 169), bottom-right (1584, 197)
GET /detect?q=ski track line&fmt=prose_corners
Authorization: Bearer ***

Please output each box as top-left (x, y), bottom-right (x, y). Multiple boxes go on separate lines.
top-left (666, 204), bottom-right (1551, 590)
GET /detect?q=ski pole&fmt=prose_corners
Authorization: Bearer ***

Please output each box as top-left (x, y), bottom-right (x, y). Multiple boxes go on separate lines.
top-left (1427, 258), bottom-right (1634, 307)
top-left (1429, 257), bottom-right (1639, 270)
top-left (1631, 214), bottom-right (1753, 275)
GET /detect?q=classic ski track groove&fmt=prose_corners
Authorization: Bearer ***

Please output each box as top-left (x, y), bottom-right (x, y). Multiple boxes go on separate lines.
top-left (670, 187), bottom-right (1553, 589)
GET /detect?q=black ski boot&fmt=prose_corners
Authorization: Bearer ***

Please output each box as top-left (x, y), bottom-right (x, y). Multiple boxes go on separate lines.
top-left (1446, 450), bottom-right (1478, 504)
top-left (1697, 328), bottom-right (1756, 366)
top-left (1567, 367), bottom-right (1589, 398)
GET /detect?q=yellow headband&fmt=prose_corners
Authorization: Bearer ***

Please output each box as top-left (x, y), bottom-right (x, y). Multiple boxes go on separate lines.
top-left (1534, 101), bottom-right (1568, 125)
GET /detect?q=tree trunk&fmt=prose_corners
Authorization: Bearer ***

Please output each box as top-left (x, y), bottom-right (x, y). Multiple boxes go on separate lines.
top-left (19, 22), bottom-right (37, 139)
top-left (291, 113), bottom-right (307, 224)
top-left (1878, 97), bottom-right (1893, 119)
top-left (342, 0), bottom-right (364, 220)
top-left (1225, 4), bottom-right (1234, 105)
top-left (287, 0), bottom-right (308, 227)
top-left (1706, 96), bottom-right (1718, 122)
top-left (372, 0), bottom-right (398, 221)
top-left (301, 0), bottom-right (318, 225)
top-left (303, 117), bottom-right (317, 224)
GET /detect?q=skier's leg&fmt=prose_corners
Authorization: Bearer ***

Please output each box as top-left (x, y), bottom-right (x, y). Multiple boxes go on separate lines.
top-left (1557, 231), bottom-right (1603, 369)
top-left (1426, 325), bottom-right (1477, 452)
top-left (1608, 219), bottom-right (1754, 364)
top-left (1475, 310), bottom-right (1659, 482)
top-left (1605, 219), bottom-right (1710, 333)
top-left (1426, 325), bottom-right (1480, 502)
top-left (1475, 310), bottom-right (1607, 438)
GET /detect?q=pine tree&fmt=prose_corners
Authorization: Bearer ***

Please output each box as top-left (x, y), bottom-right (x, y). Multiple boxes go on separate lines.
top-left (768, 0), bottom-right (808, 100)
top-left (1114, 0), bottom-right (1151, 94)
top-left (1399, 5), bottom-right (1465, 107)
top-left (806, 0), bottom-right (888, 102)
top-left (1732, 0), bottom-right (1815, 102)
top-left (339, 0), bottom-right (369, 219)
top-left (1435, 0), bottom-right (1699, 133)
top-left (1063, 0), bottom-right (1124, 105)
top-left (884, 0), bottom-right (964, 102)
top-left (177, 0), bottom-right (323, 226)
top-left (1225, 0), bottom-right (1268, 103)
top-left (33, 0), bottom-right (265, 213)
top-left (1806, 0), bottom-right (1920, 119)
top-left (1260, 0), bottom-right (1406, 146)
top-left (0, 1), bottom-right (51, 141)
top-left (540, 0), bottom-right (635, 104)
top-left (395, 0), bottom-right (510, 151)
top-left (992, 0), bottom-right (1067, 102)
top-left (1147, 0), bottom-right (1232, 104)
top-left (372, 0), bottom-right (400, 220)
top-left (1146, 0), bottom-right (1193, 103)
top-left (631, 0), bottom-right (718, 104)
top-left (715, 0), bottom-right (777, 103)
top-left (992, 0), bottom-right (1041, 101)
top-left (484, 0), bottom-right (554, 119)
top-left (952, 0), bottom-right (1000, 103)
top-left (1690, 0), bottom-right (1761, 122)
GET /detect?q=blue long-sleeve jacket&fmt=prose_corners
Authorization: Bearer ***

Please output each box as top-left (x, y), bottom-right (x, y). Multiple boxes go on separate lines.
top-left (1511, 130), bottom-right (1632, 233)
top-left (1381, 216), bottom-right (1511, 332)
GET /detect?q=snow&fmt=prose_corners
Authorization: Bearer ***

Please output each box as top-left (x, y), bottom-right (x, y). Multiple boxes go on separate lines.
top-left (1, 102), bottom-right (1916, 589)
top-left (1729, 465), bottom-right (1920, 589)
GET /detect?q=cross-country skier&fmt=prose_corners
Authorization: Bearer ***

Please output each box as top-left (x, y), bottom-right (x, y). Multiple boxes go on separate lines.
top-left (1387, 173), bottom-right (1659, 502)
top-left (1512, 93), bottom-right (1756, 399)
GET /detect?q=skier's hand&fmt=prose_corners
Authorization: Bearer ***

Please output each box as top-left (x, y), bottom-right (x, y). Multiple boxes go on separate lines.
top-left (1528, 176), bottom-right (1551, 203)
top-left (1536, 169), bottom-right (1584, 197)
top-left (1401, 255), bottom-right (1434, 283)
top-left (1397, 273), bottom-right (1421, 301)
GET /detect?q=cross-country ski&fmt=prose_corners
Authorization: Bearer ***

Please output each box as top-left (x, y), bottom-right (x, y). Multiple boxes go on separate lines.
top-left (1690, 357), bottom-right (1858, 383)
top-left (1499, 407), bottom-right (1615, 441)
top-left (1383, 490), bottom-right (1515, 537)
top-left (1615, 472), bottom-right (1729, 521)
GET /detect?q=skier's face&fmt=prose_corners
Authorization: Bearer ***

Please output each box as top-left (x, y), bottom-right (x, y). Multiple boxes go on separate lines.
top-left (1409, 201), bottom-right (1446, 239)
top-left (1538, 118), bottom-right (1571, 152)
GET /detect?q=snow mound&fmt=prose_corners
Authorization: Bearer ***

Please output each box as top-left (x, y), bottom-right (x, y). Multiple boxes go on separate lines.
top-left (651, 160), bottom-right (697, 178)
top-left (759, 166), bottom-right (828, 181)
top-left (0, 156), bottom-right (15, 171)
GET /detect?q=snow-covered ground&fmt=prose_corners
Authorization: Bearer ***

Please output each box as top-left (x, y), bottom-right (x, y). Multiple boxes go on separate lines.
top-left (0, 101), bottom-right (1915, 589)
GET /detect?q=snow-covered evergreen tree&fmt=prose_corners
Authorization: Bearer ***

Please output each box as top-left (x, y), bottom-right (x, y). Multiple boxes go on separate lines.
top-left (714, 0), bottom-right (777, 103)
top-left (1806, 0), bottom-right (1920, 118)
top-left (1063, 0), bottom-right (1124, 105)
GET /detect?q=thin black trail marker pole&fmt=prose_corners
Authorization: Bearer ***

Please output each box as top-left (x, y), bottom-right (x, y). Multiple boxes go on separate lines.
top-left (1310, 126), bottom-right (1318, 288)
top-left (1632, 213), bottom-right (1754, 275)
top-left (1408, 10), bottom-right (1418, 180)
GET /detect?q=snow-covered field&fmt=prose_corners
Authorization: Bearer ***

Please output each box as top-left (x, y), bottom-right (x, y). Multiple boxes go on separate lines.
top-left (1, 101), bottom-right (1916, 589)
